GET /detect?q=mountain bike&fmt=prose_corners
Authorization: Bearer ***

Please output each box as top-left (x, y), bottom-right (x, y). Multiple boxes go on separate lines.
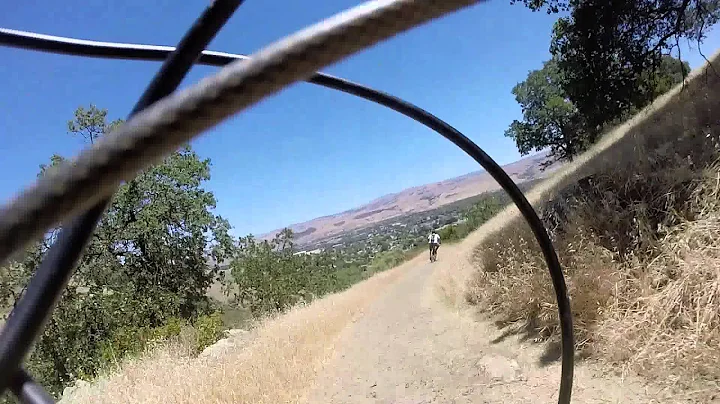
top-left (429, 244), bottom-right (439, 262)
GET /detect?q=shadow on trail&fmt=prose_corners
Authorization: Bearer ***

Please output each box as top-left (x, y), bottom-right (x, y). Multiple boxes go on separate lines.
top-left (489, 318), bottom-right (566, 367)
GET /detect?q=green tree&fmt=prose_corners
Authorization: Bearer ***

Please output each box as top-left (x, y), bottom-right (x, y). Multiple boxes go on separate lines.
top-left (504, 58), bottom-right (589, 165)
top-left (506, 8), bottom-right (693, 165)
top-left (100, 144), bottom-right (235, 321)
top-left (548, 1), bottom-right (703, 133)
top-left (230, 229), bottom-right (337, 315)
top-left (1, 105), bottom-right (234, 397)
top-left (642, 55), bottom-right (692, 100)
top-left (513, 0), bottom-right (720, 39)
top-left (509, 0), bottom-right (716, 143)
top-left (66, 104), bottom-right (122, 144)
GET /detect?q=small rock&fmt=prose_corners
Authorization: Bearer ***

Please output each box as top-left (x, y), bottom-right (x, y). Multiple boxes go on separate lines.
top-left (225, 329), bottom-right (247, 337)
top-left (199, 337), bottom-right (234, 360)
top-left (59, 379), bottom-right (90, 403)
top-left (478, 354), bottom-right (521, 382)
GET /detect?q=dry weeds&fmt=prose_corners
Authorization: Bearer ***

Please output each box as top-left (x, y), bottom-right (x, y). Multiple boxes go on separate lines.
top-left (58, 47), bottom-right (720, 404)
top-left (61, 256), bottom-right (419, 403)
top-left (599, 210), bottom-right (720, 387)
top-left (455, 48), bottom-right (720, 399)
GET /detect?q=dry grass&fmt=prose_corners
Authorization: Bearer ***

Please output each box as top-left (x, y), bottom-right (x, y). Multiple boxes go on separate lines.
top-left (58, 49), bottom-right (720, 403)
top-left (448, 48), bottom-right (720, 397)
top-left (599, 208), bottom-right (720, 386)
top-left (61, 256), bottom-right (420, 404)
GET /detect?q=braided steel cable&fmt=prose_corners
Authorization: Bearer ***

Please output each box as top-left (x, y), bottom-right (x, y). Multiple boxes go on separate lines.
top-left (0, 0), bottom-right (483, 263)
top-left (0, 0), bottom-right (243, 401)
top-left (0, 0), bottom-right (574, 402)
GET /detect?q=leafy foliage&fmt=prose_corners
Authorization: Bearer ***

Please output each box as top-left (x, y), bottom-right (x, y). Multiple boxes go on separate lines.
top-left (515, 0), bottom-right (720, 39)
top-left (66, 104), bottom-right (123, 144)
top-left (230, 229), bottom-right (337, 315)
top-left (507, 0), bottom-right (714, 164)
top-left (504, 59), bottom-right (588, 165)
top-left (99, 143), bottom-right (235, 320)
top-left (0, 105), bottom-right (234, 398)
top-left (366, 249), bottom-right (411, 272)
top-left (437, 197), bottom-right (505, 242)
top-left (191, 311), bottom-right (225, 354)
top-left (505, 54), bottom-right (690, 165)
top-left (549, 1), bottom-right (700, 132)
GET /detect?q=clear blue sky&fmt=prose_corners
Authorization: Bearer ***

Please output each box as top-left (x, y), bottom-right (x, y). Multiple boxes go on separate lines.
top-left (1, 1), bottom-right (718, 237)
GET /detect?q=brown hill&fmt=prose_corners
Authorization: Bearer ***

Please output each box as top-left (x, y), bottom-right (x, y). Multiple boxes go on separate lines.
top-left (260, 152), bottom-right (560, 245)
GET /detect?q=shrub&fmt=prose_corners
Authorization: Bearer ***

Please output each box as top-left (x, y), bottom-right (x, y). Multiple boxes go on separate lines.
top-left (438, 197), bottom-right (505, 243)
top-left (230, 229), bottom-right (338, 316)
top-left (466, 55), bottom-right (720, 395)
top-left (192, 311), bottom-right (225, 354)
top-left (1, 105), bottom-right (235, 399)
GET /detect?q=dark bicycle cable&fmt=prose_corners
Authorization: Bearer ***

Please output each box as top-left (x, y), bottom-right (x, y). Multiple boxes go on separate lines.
top-left (0, 27), bottom-right (574, 404)
top-left (0, 1), bottom-right (573, 403)
top-left (0, 1), bottom-right (243, 401)
top-left (8, 370), bottom-right (54, 404)
top-left (0, 0), bottom-right (483, 261)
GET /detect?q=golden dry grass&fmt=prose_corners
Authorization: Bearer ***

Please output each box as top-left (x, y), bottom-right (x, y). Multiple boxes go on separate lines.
top-left (439, 48), bottom-right (720, 398)
top-left (61, 256), bottom-right (422, 404)
top-left (59, 48), bottom-right (720, 404)
top-left (598, 204), bottom-right (720, 386)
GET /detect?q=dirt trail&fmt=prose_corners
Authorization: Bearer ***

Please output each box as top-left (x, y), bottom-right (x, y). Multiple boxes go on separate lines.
top-left (302, 252), bottom-right (670, 404)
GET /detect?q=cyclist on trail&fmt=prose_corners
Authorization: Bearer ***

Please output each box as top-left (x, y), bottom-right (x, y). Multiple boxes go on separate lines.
top-left (428, 230), bottom-right (441, 261)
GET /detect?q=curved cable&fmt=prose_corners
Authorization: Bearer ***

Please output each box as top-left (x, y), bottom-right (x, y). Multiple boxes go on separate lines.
top-left (324, 77), bottom-right (575, 404)
top-left (0, 29), bottom-right (575, 404)
top-left (0, 0), bottom-right (243, 400)
top-left (9, 369), bottom-right (54, 404)
top-left (0, 0), bottom-right (482, 262)
top-left (0, 0), bottom-right (573, 402)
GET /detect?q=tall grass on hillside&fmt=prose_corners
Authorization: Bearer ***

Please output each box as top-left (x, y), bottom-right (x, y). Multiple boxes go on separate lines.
top-left (60, 260), bottom-right (412, 404)
top-left (466, 54), bottom-right (720, 394)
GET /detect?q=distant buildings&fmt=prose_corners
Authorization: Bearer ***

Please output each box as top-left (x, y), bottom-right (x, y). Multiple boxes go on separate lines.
top-left (293, 248), bottom-right (324, 256)
top-left (292, 193), bottom-right (500, 265)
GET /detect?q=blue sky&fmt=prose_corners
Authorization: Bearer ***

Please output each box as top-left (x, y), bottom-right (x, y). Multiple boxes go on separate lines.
top-left (1, 1), bottom-right (719, 237)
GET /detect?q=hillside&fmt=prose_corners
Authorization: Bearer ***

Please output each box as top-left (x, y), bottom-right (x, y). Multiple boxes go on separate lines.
top-left (261, 152), bottom-right (560, 246)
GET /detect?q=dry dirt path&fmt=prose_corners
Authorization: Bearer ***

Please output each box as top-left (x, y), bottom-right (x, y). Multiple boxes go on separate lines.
top-left (302, 255), bottom-right (673, 404)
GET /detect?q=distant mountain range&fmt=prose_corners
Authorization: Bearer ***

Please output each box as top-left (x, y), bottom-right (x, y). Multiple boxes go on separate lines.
top-left (260, 152), bottom-right (560, 246)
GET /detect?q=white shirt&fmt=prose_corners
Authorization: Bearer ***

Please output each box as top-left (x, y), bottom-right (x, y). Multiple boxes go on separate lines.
top-left (428, 233), bottom-right (440, 244)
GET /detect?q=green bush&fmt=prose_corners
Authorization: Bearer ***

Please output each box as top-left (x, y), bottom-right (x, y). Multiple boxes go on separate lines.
top-left (333, 264), bottom-right (367, 290)
top-left (367, 249), bottom-right (412, 273)
top-left (230, 229), bottom-right (337, 316)
top-left (438, 225), bottom-right (461, 242)
top-left (98, 316), bottom-right (186, 368)
top-left (437, 197), bottom-right (504, 243)
top-left (1, 105), bottom-right (235, 399)
top-left (99, 326), bottom-right (149, 366)
top-left (192, 311), bottom-right (225, 353)
top-left (152, 317), bottom-right (185, 341)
